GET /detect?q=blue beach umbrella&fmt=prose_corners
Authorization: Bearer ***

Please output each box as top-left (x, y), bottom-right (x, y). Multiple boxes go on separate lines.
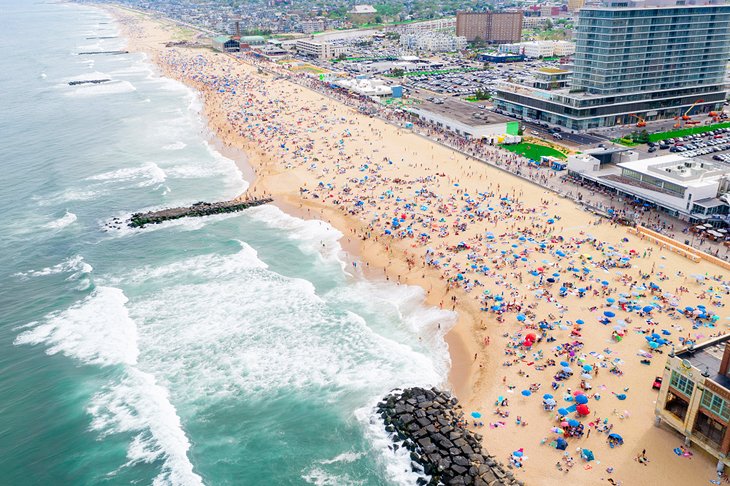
top-left (604, 311), bottom-right (616, 318)
top-left (560, 361), bottom-right (570, 367)
top-left (521, 390), bottom-right (532, 397)
top-left (471, 412), bottom-right (482, 418)
top-left (568, 419), bottom-right (580, 427)
top-left (576, 394), bottom-right (589, 405)
top-left (558, 408), bottom-right (569, 416)
top-left (543, 393), bottom-right (554, 400)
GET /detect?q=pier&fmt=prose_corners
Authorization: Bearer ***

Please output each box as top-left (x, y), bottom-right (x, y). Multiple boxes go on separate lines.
top-left (126, 197), bottom-right (272, 228)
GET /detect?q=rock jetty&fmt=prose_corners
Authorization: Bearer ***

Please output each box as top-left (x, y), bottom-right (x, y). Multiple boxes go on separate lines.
top-left (377, 387), bottom-right (521, 486)
top-left (68, 79), bottom-right (111, 86)
top-left (126, 197), bottom-right (272, 228)
top-left (78, 50), bottom-right (129, 55)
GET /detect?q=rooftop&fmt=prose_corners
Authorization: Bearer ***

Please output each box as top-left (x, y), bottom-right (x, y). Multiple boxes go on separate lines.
top-left (411, 98), bottom-right (512, 128)
top-left (678, 336), bottom-right (730, 390)
top-left (537, 67), bottom-right (570, 75)
top-left (349, 5), bottom-right (377, 14)
top-left (617, 156), bottom-right (728, 187)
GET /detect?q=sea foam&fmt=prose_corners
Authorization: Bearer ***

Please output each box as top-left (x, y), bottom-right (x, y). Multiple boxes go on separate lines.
top-left (44, 210), bottom-right (78, 230)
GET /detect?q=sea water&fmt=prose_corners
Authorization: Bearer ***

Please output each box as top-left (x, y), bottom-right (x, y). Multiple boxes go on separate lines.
top-left (0, 2), bottom-right (454, 484)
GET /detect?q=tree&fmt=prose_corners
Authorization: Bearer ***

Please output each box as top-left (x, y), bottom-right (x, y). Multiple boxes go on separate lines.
top-left (375, 15), bottom-right (383, 24)
top-left (391, 68), bottom-right (405, 77)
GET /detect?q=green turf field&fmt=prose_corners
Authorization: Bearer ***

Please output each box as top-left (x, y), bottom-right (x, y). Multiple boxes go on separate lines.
top-left (500, 142), bottom-right (567, 160)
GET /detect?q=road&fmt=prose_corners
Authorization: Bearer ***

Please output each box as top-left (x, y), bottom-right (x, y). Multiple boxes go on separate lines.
top-left (521, 121), bottom-right (604, 147)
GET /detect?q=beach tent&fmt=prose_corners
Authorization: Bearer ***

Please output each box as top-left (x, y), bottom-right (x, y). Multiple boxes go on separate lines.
top-left (556, 438), bottom-right (568, 450)
top-left (581, 449), bottom-right (595, 462)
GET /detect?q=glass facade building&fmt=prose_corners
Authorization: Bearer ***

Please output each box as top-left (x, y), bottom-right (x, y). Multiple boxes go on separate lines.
top-left (494, 4), bottom-right (730, 131)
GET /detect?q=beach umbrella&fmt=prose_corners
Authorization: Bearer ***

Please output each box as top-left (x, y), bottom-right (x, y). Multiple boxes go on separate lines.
top-left (576, 394), bottom-right (589, 405)
top-left (556, 438), bottom-right (568, 450)
top-left (643, 305), bottom-right (654, 313)
top-left (560, 421), bottom-right (569, 427)
top-left (543, 393), bottom-right (554, 400)
top-left (521, 390), bottom-right (532, 397)
top-left (608, 433), bottom-right (623, 444)
top-left (601, 280), bottom-right (609, 286)
top-left (604, 311), bottom-right (616, 318)
top-left (517, 314), bottom-right (526, 322)
top-left (607, 298), bottom-right (615, 304)
top-left (576, 404), bottom-right (590, 416)
top-left (512, 449), bottom-right (524, 457)
top-left (576, 319), bottom-right (585, 325)
top-left (558, 408), bottom-right (569, 416)
top-left (562, 366), bottom-right (573, 374)
top-left (568, 419), bottom-right (580, 427)
top-left (560, 361), bottom-right (570, 367)
top-left (582, 364), bottom-right (593, 372)
top-left (551, 427), bottom-right (563, 434)
top-left (581, 373), bottom-right (593, 380)
top-left (471, 412), bottom-right (482, 418)
top-left (545, 398), bottom-right (556, 405)
top-left (581, 449), bottom-right (595, 462)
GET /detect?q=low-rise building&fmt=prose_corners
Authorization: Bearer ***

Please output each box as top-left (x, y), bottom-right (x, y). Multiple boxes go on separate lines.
top-left (348, 5), bottom-right (378, 24)
top-left (656, 336), bottom-right (730, 472)
top-left (400, 32), bottom-right (467, 53)
top-left (212, 35), bottom-right (240, 52)
top-left (388, 18), bottom-right (457, 34)
top-left (499, 40), bottom-right (575, 58)
top-left (296, 39), bottom-right (348, 60)
top-left (567, 153), bottom-right (730, 224)
top-left (300, 18), bottom-right (327, 34)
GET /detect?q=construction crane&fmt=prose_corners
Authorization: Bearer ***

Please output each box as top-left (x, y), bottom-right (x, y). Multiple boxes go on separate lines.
top-left (679, 99), bottom-right (704, 121)
top-left (629, 113), bottom-right (646, 127)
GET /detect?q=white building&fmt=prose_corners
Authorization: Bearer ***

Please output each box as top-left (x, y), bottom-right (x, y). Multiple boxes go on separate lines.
top-left (389, 18), bottom-right (457, 34)
top-left (296, 39), bottom-right (348, 60)
top-left (569, 153), bottom-right (730, 224)
top-left (400, 32), bottom-right (467, 53)
top-left (408, 104), bottom-right (508, 140)
top-left (333, 78), bottom-right (393, 97)
top-left (499, 40), bottom-right (575, 58)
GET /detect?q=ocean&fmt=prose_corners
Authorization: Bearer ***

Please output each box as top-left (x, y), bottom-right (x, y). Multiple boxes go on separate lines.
top-left (0, 2), bottom-right (454, 485)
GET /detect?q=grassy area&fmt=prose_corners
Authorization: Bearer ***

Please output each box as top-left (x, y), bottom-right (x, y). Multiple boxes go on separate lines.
top-left (500, 142), bottom-right (567, 160)
top-left (611, 138), bottom-right (640, 147)
top-left (647, 121), bottom-right (730, 142)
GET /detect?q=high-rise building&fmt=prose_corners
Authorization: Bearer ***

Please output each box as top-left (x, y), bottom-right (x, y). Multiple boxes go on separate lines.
top-left (494, 3), bottom-right (730, 131)
top-left (456, 12), bottom-right (523, 43)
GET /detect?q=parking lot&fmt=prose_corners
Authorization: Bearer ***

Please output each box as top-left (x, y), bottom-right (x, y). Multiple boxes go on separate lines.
top-left (650, 127), bottom-right (730, 163)
top-left (401, 59), bottom-right (568, 97)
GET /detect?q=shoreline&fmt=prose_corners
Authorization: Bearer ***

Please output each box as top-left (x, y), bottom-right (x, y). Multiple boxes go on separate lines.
top-left (103, 6), bottom-right (729, 485)
top-left (107, 2), bottom-right (477, 400)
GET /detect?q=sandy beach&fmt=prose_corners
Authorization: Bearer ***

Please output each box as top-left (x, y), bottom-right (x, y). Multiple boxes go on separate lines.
top-left (107, 7), bottom-right (729, 485)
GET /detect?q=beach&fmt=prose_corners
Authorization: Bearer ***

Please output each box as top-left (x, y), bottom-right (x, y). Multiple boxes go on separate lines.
top-left (108, 7), bottom-right (729, 485)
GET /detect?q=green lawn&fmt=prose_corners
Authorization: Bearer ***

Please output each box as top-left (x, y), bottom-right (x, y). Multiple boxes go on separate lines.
top-left (647, 121), bottom-right (730, 142)
top-left (500, 142), bottom-right (567, 160)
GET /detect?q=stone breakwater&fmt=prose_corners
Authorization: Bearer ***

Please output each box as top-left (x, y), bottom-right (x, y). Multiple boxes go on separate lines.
top-left (377, 388), bottom-right (522, 486)
top-left (123, 198), bottom-right (273, 228)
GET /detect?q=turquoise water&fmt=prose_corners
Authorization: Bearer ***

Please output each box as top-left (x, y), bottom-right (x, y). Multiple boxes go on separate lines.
top-left (0, 2), bottom-right (455, 485)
